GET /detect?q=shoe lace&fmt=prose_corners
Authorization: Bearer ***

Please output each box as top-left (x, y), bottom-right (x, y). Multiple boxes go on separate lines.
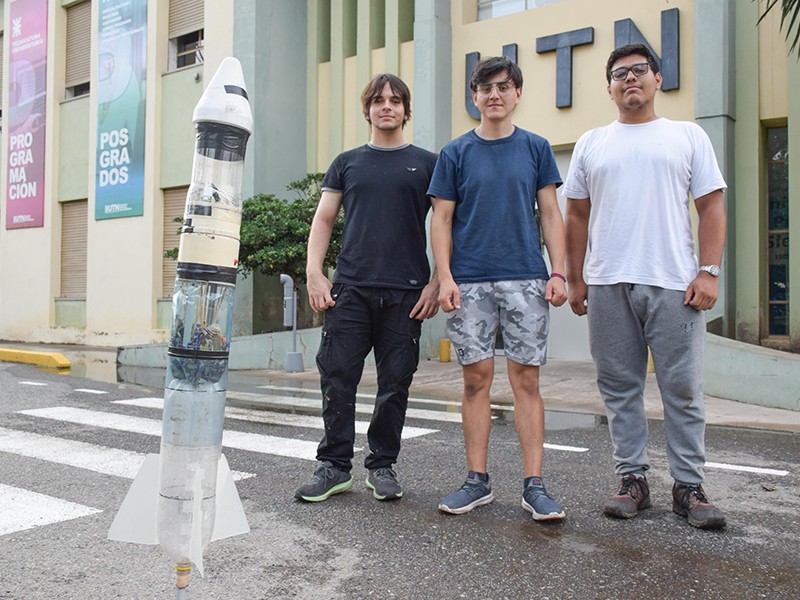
top-left (683, 485), bottom-right (709, 504)
top-left (524, 482), bottom-right (551, 501)
top-left (617, 475), bottom-right (642, 496)
top-left (372, 467), bottom-right (396, 481)
top-left (314, 463), bottom-right (337, 482)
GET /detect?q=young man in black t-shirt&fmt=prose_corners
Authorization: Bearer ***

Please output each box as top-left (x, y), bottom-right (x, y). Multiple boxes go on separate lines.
top-left (295, 74), bottom-right (439, 503)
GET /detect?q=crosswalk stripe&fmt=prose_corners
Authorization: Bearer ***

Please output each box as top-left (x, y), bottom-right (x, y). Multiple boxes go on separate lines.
top-left (0, 483), bottom-right (101, 536)
top-left (19, 381), bottom-right (48, 386)
top-left (74, 388), bottom-right (108, 395)
top-left (114, 397), bottom-right (439, 439)
top-left (228, 392), bottom-right (467, 423)
top-left (20, 407), bottom-right (323, 461)
top-left (0, 427), bottom-right (254, 481)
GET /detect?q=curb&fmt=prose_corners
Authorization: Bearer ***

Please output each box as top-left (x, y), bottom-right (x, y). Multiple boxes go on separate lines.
top-left (0, 348), bottom-right (71, 369)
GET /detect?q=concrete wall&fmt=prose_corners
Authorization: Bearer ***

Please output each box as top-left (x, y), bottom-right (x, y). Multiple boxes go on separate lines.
top-left (705, 333), bottom-right (800, 411)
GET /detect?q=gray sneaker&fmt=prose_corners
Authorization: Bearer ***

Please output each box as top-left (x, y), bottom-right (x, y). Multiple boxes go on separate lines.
top-left (438, 471), bottom-right (494, 514)
top-left (295, 461), bottom-right (353, 502)
top-left (366, 467), bottom-right (403, 501)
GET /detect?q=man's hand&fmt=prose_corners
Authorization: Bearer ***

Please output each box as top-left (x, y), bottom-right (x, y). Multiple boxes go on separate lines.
top-left (684, 272), bottom-right (718, 311)
top-left (306, 272), bottom-right (335, 312)
top-left (545, 278), bottom-right (567, 307)
top-left (438, 278), bottom-right (461, 313)
top-left (410, 280), bottom-right (440, 320)
top-left (568, 278), bottom-right (588, 316)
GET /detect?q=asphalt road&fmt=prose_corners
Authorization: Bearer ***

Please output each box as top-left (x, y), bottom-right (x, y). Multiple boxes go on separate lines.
top-left (1, 361), bottom-right (799, 599)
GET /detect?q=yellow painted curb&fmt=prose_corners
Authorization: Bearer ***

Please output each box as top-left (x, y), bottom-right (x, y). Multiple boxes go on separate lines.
top-left (0, 349), bottom-right (71, 369)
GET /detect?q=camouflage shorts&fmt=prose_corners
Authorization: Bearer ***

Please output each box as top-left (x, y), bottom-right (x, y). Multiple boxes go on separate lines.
top-left (446, 279), bottom-right (549, 366)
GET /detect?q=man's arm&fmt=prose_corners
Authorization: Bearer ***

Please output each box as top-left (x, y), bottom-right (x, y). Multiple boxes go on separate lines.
top-left (685, 189), bottom-right (726, 310)
top-left (537, 184), bottom-right (567, 307)
top-left (565, 197), bottom-right (591, 316)
top-left (430, 198), bottom-right (460, 312)
top-left (306, 190), bottom-right (343, 312)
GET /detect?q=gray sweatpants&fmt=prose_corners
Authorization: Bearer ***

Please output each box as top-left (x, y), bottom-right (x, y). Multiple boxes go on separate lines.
top-left (588, 284), bottom-right (707, 484)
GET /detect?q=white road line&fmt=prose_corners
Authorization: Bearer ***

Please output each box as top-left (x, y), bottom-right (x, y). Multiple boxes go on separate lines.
top-left (114, 397), bottom-right (439, 439)
top-left (20, 407), bottom-right (323, 461)
top-left (0, 483), bottom-right (101, 536)
top-left (705, 461), bottom-right (788, 477)
top-left (0, 427), bottom-right (254, 481)
top-left (229, 392), bottom-right (467, 423)
top-left (74, 388), bottom-right (108, 395)
top-left (19, 381), bottom-right (48, 386)
top-left (544, 443), bottom-right (588, 453)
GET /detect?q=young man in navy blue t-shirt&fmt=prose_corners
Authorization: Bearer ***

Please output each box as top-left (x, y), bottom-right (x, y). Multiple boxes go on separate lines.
top-left (429, 56), bottom-right (568, 520)
top-left (295, 74), bottom-right (439, 503)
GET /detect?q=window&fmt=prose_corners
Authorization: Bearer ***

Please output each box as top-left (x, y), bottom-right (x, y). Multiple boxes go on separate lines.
top-left (175, 29), bottom-right (204, 68)
top-left (163, 188), bottom-right (187, 298)
top-left (61, 200), bottom-right (88, 299)
top-left (477, 0), bottom-right (563, 20)
top-left (766, 126), bottom-right (789, 337)
top-left (169, 0), bottom-right (204, 71)
top-left (65, 1), bottom-right (91, 98)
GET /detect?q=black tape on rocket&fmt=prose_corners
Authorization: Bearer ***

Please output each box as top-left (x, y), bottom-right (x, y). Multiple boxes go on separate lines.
top-left (195, 122), bottom-right (250, 162)
top-left (177, 262), bottom-right (238, 284)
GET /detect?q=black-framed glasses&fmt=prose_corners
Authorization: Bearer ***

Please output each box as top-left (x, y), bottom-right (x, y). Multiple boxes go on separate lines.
top-left (476, 80), bottom-right (515, 95)
top-left (610, 63), bottom-right (651, 81)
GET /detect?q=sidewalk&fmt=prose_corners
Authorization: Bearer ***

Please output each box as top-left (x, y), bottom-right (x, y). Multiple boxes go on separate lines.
top-left (3, 341), bottom-right (800, 433)
top-left (250, 356), bottom-right (800, 433)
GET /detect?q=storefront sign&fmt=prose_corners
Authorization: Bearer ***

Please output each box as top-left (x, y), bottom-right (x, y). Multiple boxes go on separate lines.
top-left (465, 8), bottom-right (680, 117)
top-left (5, 0), bottom-right (48, 229)
top-left (95, 0), bottom-right (148, 220)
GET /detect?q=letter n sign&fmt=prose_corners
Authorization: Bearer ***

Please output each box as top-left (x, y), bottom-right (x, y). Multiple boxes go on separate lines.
top-left (464, 44), bottom-right (518, 120)
top-left (615, 8), bottom-right (680, 91)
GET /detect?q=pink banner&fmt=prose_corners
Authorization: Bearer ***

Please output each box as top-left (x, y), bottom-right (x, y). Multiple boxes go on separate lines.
top-left (5, 0), bottom-right (48, 229)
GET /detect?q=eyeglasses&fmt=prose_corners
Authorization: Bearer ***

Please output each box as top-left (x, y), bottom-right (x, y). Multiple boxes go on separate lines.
top-left (475, 80), bottom-right (515, 95)
top-left (610, 63), bottom-right (651, 81)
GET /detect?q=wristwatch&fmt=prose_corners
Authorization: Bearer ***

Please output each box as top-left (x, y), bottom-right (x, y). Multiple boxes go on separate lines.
top-left (698, 265), bottom-right (720, 277)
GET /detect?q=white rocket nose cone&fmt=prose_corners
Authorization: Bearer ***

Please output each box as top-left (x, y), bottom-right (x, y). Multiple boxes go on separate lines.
top-left (193, 57), bottom-right (253, 134)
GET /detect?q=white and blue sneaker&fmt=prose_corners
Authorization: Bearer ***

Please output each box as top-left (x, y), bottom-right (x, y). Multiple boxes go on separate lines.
top-left (438, 471), bottom-right (494, 514)
top-left (521, 476), bottom-right (565, 521)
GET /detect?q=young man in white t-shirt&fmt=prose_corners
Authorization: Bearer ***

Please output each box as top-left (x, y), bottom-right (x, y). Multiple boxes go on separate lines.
top-left (564, 44), bottom-right (727, 530)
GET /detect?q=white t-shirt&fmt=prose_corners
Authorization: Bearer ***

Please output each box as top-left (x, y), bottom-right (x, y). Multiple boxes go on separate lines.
top-left (564, 118), bottom-right (726, 291)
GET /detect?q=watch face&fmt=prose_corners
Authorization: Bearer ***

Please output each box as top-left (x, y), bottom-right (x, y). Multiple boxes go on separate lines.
top-left (701, 265), bottom-right (720, 277)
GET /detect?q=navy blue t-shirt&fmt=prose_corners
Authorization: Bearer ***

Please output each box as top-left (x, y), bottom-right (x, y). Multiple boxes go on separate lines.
top-left (322, 143), bottom-right (438, 289)
top-left (427, 127), bottom-right (562, 283)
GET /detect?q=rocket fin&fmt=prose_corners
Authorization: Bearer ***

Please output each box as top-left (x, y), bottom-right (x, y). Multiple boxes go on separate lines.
top-left (210, 454), bottom-right (250, 542)
top-left (108, 454), bottom-right (160, 544)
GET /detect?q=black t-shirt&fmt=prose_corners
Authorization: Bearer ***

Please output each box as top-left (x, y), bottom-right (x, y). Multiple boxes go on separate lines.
top-left (322, 143), bottom-right (438, 289)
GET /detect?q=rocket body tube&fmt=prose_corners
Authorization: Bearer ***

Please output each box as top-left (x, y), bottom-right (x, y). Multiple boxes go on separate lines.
top-left (158, 71), bottom-right (252, 566)
top-left (108, 58), bottom-right (253, 577)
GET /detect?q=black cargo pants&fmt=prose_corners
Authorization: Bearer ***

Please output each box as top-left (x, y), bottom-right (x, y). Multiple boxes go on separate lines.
top-left (315, 284), bottom-right (422, 472)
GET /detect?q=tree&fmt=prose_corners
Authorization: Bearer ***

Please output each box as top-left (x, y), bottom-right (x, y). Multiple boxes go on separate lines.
top-left (237, 173), bottom-right (344, 284)
top-left (758, 0), bottom-right (800, 57)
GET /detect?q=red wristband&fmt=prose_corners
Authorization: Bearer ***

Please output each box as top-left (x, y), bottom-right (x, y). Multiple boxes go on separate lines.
top-left (549, 272), bottom-right (567, 282)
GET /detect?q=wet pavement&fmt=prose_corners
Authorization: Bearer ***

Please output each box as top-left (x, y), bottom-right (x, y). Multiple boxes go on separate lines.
top-left (2, 344), bottom-right (800, 598)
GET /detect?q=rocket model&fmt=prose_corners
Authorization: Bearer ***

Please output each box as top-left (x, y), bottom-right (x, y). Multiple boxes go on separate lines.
top-left (109, 58), bottom-right (253, 593)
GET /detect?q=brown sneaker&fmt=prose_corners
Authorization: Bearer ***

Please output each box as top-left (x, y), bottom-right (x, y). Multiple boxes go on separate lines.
top-left (603, 474), bottom-right (651, 519)
top-left (672, 483), bottom-right (726, 530)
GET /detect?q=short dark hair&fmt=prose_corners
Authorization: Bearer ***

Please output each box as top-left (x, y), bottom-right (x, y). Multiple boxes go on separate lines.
top-left (469, 56), bottom-right (523, 92)
top-left (605, 44), bottom-right (659, 83)
top-left (361, 73), bottom-right (411, 128)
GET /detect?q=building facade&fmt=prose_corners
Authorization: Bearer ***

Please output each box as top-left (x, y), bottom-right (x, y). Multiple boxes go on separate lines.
top-left (0, 0), bottom-right (797, 362)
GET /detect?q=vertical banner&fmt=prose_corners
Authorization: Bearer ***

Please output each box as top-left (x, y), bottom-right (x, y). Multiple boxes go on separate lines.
top-left (5, 0), bottom-right (48, 229)
top-left (95, 0), bottom-right (147, 220)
